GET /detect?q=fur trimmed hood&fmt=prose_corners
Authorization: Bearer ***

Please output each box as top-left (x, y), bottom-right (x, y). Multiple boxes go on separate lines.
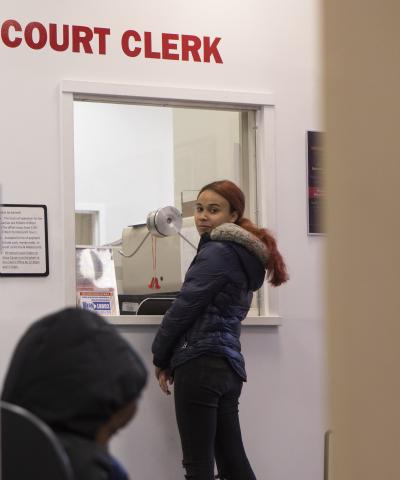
top-left (210, 223), bottom-right (269, 268)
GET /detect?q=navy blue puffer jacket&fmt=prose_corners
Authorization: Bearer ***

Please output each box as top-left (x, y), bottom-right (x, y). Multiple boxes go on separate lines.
top-left (151, 223), bottom-right (268, 380)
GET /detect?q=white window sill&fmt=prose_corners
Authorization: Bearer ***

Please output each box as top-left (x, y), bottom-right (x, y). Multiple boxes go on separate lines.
top-left (106, 315), bottom-right (281, 326)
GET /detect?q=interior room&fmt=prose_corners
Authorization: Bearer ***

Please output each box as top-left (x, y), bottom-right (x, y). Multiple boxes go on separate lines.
top-left (2, 1), bottom-right (399, 479)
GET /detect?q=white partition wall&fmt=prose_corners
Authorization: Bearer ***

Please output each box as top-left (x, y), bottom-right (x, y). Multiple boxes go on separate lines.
top-left (0, 2), bottom-right (325, 479)
top-left (74, 102), bottom-right (174, 243)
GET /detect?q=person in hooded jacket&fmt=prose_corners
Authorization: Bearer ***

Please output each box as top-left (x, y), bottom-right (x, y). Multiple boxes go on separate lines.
top-left (1, 307), bottom-right (148, 480)
top-left (152, 180), bottom-right (289, 480)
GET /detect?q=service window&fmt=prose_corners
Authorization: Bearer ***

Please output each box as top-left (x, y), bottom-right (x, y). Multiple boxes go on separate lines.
top-left (73, 100), bottom-right (260, 316)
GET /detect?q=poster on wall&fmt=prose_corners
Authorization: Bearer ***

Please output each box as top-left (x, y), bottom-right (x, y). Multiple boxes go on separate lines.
top-left (307, 131), bottom-right (324, 235)
top-left (0, 204), bottom-right (49, 276)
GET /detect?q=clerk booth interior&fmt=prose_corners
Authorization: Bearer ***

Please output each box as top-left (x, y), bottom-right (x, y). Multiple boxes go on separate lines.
top-left (74, 102), bottom-right (262, 317)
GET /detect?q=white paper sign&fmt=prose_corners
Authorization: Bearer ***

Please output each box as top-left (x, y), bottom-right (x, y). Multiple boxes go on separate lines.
top-left (0, 204), bottom-right (49, 276)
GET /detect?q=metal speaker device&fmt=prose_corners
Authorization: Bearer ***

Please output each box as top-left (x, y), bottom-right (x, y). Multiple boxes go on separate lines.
top-left (119, 206), bottom-right (196, 259)
top-left (146, 206), bottom-right (183, 237)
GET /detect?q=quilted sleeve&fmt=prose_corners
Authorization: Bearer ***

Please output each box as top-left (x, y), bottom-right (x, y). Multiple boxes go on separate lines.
top-left (151, 242), bottom-right (232, 369)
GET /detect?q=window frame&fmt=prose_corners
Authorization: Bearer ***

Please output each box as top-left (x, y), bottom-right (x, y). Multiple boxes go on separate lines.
top-left (60, 80), bottom-right (280, 325)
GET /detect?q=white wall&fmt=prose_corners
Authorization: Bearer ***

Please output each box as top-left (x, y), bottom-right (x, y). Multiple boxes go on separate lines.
top-left (173, 108), bottom-right (240, 208)
top-left (0, 1), bottom-right (325, 479)
top-left (74, 102), bottom-right (174, 243)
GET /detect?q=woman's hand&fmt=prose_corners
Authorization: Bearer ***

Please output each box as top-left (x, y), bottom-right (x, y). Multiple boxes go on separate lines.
top-left (155, 367), bottom-right (173, 395)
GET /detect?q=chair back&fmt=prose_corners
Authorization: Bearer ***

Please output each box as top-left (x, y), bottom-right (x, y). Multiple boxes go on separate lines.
top-left (1, 401), bottom-right (74, 480)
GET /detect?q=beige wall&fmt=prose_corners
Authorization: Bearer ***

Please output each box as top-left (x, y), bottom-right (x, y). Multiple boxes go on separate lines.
top-left (325, 1), bottom-right (400, 479)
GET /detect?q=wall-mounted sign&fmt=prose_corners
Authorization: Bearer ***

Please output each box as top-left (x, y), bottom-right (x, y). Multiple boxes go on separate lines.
top-left (307, 131), bottom-right (324, 235)
top-left (0, 204), bottom-right (49, 276)
top-left (0, 19), bottom-right (223, 63)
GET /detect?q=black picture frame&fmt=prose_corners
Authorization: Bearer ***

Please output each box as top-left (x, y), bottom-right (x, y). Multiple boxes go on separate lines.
top-left (0, 204), bottom-right (49, 276)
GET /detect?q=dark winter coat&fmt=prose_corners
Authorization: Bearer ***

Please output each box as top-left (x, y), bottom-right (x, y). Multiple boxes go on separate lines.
top-left (1, 307), bottom-right (147, 480)
top-left (152, 223), bottom-right (268, 380)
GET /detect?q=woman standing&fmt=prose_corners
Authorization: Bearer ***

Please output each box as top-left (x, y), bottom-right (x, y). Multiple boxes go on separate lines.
top-left (152, 180), bottom-right (288, 480)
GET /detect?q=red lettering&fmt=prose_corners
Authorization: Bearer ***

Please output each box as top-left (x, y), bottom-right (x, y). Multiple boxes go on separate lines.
top-left (121, 30), bottom-right (141, 57)
top-left (144, 31), bottom-right (160, 59)
top-left (72, 25), bottom-right (93, 54)
top-left (181, 35), bottom-right (201, 62)
top-left (93, 27), bottom-right (110, 55)
top-left (0, 21), bottom-right (223, 64)
top-left (1, 19), bottom-right (22, 48)
top-left (162, 33), bottom-right (179, 60)
top-left (24, 22), bottom-right (47, 50)
top-left (49, 23), bottom-right (69, 52)
top-left (203, 36), bottom-right (222, 64)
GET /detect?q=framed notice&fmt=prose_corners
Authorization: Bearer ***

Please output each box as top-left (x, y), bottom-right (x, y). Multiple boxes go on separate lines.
top-left (0, 204), bottom-right (49, 276)
top-left (307, 131), bottom-right (324, 235)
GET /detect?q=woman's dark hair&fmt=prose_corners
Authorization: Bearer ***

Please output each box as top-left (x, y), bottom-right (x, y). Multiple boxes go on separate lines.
top-left (198, 180), bottom-right (289, 286)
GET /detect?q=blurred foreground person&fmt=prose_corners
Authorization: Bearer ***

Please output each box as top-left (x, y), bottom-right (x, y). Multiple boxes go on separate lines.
top-left (1, 307), bottom-right (147, 480)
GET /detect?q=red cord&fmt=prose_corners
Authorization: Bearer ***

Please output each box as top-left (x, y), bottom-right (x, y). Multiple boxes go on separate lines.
top-left (148, 237), bottom-right (161, 289)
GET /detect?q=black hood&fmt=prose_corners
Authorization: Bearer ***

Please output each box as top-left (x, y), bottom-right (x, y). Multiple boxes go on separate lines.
top-left (1, 308), bottom-right (147, 439)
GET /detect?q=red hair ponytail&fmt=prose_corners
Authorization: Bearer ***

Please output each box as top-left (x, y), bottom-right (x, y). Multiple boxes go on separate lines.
top-left (237, 218), bottom-right (288, 286)
top-left (199, 180), bottom-right (289, 287)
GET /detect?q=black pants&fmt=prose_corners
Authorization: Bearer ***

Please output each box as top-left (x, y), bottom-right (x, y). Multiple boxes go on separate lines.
top-left (174, 355), bottom-right (257, 480)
